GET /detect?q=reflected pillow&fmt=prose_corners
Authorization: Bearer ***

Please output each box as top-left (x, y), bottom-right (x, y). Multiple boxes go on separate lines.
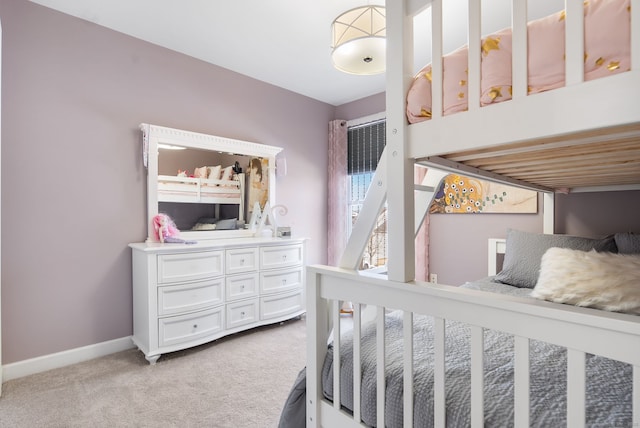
top-left (207, 165), bottom-right (221, 181)
top-left (220, 166), bottom-right (234, 182)
top-left (215, 218), bottom-right (237, 230)
top-left (531, 247), bottom-right (640, 314)
top-left (194, 166), bottom-right (208, 179)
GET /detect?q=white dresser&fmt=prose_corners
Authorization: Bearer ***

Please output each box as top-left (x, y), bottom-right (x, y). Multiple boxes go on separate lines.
top-left (129, 237), bottom-right (305, 364)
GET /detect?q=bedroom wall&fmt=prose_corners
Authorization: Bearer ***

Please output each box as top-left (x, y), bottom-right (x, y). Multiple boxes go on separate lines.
top-left (334, 92), bottom-right (385, 120)
top-left (555, 190), bottom-right (640, 236)
top-left (0, 0), bottom-right (331, 364)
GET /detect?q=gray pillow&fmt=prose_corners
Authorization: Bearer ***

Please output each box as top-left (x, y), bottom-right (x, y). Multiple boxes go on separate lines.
top-left (494, 229), bottom-right (618, 288)
top-left (215, 218), bottom-right (237, 230)
top-left (615, 232), bottom-right (640, 254)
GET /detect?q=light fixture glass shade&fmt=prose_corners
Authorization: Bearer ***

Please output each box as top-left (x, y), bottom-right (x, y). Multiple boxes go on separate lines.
top-left (331, 6), bottom-right (386, 75)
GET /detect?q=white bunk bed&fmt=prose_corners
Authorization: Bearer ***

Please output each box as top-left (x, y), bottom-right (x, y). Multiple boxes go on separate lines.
top-left (303, 0), bottom-right (640, 427)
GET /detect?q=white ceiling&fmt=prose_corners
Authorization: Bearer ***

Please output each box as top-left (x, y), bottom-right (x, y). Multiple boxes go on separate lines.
top-left (29, 0), bottom-right (563, 107)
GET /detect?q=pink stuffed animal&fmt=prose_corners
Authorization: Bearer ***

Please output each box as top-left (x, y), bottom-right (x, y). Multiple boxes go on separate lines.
top-left (152, 213), bottom-right (196, 244)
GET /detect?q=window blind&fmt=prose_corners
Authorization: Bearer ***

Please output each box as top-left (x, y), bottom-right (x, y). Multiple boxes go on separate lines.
top-left (347, 118), bottom-right (388, 269)
top-left (347, 120), bottom-right (386, 175)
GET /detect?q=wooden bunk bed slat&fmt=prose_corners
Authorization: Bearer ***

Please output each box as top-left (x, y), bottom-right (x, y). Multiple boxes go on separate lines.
top-left (459, 142), bottom-right (640, 169)
top-left (462, 157), bottom-right (640, 177)
top-left (443, 124), bottom-right (640, 162)
top-left (422, 125), bottom-right (640, 190)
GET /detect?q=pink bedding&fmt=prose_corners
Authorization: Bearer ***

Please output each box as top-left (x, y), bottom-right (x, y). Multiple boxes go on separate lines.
top-left (406, 0), bottom-right (631, 124)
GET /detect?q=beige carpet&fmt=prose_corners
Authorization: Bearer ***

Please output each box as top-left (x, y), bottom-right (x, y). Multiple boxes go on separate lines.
top-left (0, 316), bottom-right (306, 428)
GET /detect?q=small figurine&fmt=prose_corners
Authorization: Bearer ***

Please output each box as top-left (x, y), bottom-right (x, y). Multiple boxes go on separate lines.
top-left (232, 161), bottom-right (243, 174)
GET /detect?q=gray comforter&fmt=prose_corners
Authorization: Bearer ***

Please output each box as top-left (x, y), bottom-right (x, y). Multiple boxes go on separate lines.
top-left (280, 280), bottom-right (633, 427)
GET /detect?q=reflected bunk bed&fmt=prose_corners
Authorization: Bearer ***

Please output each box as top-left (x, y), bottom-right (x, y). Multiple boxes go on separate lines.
top-left (304, 0), bottom-right (640, 427)
top-left (157, 172), bottom-right (245, 216)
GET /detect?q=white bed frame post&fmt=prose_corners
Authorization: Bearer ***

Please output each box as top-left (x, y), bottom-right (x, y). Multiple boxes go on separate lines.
top-left (543, 192), bottom-right (554, 234)
top-left (385, 0), bottom-right (415, 282)
top-left (306, 270), bottom-right (329, 427)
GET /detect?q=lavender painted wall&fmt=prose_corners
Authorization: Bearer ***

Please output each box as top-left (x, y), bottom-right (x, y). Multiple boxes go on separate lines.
top-left (334, 92), bottom-right (385, 121)
top-left (555, 190), bottom-right (640, 236)
top-left (1, 0), bottom-right (331, 364)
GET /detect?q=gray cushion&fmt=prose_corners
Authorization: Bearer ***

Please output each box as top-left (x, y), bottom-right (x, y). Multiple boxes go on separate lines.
top-left (494, 229), bottom-right (618, 288)
top-left (215, 218), bottom-right (237, 230)
top-left (615, 232), bottom-right (640, 254)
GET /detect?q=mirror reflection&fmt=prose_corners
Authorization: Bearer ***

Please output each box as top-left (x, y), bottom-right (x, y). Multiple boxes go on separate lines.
top-left (142, 123), bottom-right (281, 242)
top-left (157, 147), bottom-right (268, 233)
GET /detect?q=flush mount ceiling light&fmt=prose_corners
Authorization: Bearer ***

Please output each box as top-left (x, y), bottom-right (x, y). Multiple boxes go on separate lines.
top-left (331, 5), bottom-right (386, 75)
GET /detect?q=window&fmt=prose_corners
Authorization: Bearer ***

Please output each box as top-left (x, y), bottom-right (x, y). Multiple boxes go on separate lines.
top-left (347, 118), bottom-right (387, 270)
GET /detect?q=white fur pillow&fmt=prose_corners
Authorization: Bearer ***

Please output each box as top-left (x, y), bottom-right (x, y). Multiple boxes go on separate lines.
top-left (531, 247), bottom-right (640, 314)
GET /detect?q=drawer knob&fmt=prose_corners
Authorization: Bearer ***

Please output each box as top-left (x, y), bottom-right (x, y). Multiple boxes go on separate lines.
top-left (240, 258), bottom-right (245, 264)
top-left (282, 279), bottom-right (287, 284)
top-left (241, 311), bottom-right (245, 317)
top-left (282, 255), bottom-right (287, 260)
top-left (193, 324), bottom-right (198, 329)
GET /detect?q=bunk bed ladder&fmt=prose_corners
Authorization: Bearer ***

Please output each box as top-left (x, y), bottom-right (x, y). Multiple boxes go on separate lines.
top-left (338, 149), bottom-right (448, 271)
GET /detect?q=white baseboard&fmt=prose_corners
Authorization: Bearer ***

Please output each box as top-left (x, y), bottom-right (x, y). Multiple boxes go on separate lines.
top-left (2, 336), bottom-right (135, 382)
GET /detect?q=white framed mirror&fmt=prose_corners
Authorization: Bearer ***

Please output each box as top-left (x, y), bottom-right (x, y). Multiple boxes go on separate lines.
top-left (141, 123), bottom-right (282, 242)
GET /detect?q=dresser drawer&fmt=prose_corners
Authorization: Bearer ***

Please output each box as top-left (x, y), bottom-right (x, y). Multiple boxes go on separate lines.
top-left (260, 267), bottom-right (303, 295)
top-left (226, 273), bottom-right (259, 301)
top-left (158, 278), bottom-right (224, 316)
top-left (260, 244), bottom-right (303, 270)
top-left (226, 247), bottom-right (259, 275)
top-left (158, 307), bottom-right (224, 348)
top-left (226, 299), bottom-right (259, 329)
top-left (157, 251), bottom-right (224, 284)
top-left (261, 290), bottom-right (304, 320)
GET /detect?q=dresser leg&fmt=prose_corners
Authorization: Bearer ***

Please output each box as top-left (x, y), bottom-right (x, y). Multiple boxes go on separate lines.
top-left (146, 354), bottom-right (161, 365)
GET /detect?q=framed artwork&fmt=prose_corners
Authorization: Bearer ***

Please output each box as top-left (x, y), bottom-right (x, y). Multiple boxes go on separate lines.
top-left (248, 157), bottom-right (269, 216)
top-left (430, 174), bottom-right (537, 214)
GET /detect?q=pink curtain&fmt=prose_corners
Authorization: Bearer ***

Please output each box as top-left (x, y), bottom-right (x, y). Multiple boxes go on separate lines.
top-left (414, 166), bottom-right (430, 281)
top-left (327, 120), bottom-right (348, 266)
